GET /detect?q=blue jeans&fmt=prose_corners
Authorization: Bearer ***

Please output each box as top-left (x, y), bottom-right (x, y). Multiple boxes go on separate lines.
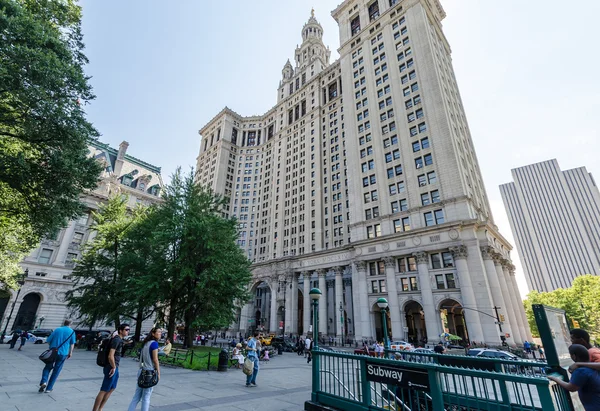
top-left (40, 354), bottom-right (68, 390)
top-left (128, 370), bottom-right (154, 411)
top-left (245, 356), bottom-right (259, 385)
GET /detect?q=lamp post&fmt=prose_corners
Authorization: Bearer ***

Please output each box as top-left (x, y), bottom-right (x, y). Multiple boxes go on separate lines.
top-left (38, 316), bottom-right (45, 329)
top-left (377, 297), bottom-right (390, 352)
top-left (1, 269), bottom-right (28, 338)
top-left (309, 288), bottom-right (321, 402)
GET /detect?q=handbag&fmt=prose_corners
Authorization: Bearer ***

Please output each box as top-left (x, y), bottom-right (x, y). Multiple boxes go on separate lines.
top-left (137, 342), bottom-right (159, 388)
top-left (242, 358), bottom-right (254, 376)
top-left (39, 330), bottom-right (75, 364)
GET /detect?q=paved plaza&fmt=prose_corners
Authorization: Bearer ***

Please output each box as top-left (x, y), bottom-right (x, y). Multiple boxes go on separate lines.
top-left (0, 344), bottom-right (311, 410)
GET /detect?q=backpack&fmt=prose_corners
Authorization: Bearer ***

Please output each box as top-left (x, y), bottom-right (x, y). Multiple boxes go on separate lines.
top-left (96, 337), bottom-right (112, 367)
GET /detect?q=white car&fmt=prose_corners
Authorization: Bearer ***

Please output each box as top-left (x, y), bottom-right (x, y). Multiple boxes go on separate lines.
top-left (389, 340), bottom-right (414, 351)
top-left (2, 332), bottom-right (46, 344)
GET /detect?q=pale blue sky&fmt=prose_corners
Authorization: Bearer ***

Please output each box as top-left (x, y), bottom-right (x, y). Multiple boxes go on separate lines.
top-left (79, 0), bottom-right (600, 296)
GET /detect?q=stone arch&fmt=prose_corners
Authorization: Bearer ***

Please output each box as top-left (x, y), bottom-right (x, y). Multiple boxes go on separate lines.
top-left (14, 292), bottom-right (42, 331)
top-left (438, 298), bottom-right (469, 344)
top-left (248, 280), bottom-right (273, 334)
top-left (404, 300), bottom-right (427, 346)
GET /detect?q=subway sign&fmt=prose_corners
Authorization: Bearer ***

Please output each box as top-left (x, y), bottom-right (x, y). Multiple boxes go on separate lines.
top-left (365, 361), bottom-right (430, 392)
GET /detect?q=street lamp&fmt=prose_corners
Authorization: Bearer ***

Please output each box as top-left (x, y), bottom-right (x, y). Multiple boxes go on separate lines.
top-left (38, 316), bottom-right (45, 329)
top-left (309, 287), bottom-right (321, 403)
top-left (377, 297), bottom-right (390, 351)
top-left (1, 269), bottom-right (28, 338)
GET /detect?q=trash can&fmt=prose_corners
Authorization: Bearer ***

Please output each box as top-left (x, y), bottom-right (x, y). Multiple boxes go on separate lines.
top-left (277, 344), bottom-right (283, 355)
top-left (218, 349), bottom-right (228, 372)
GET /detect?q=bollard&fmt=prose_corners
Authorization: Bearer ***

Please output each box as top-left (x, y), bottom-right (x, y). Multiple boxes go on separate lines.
top-left (218, 349), bottom-right (228, 372)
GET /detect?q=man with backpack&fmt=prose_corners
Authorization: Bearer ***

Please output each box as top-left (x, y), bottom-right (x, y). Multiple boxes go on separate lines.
top-left (92, 324), bottom-right (130, 411)
top-left (39, 320), bottom-right (76, 393)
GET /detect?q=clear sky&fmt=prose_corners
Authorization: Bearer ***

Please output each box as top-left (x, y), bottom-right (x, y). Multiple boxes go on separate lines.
top-left (78, 0), bottom-right (600, 298)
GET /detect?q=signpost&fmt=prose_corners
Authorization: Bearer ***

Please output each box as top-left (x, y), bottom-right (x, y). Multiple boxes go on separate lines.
top-left (365, 361), bottom-right (430, 392)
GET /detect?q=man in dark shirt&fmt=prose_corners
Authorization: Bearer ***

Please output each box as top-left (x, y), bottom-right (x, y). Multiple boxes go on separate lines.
top-left (92, 323), bottom-right (130, 411)
top-left (434, 342), bottom-right (446, 354)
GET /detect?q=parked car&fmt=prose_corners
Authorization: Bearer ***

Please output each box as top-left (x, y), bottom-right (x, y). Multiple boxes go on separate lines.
top-left (271, 337), bottom-right (295, 352)
top-left (259, 335), bottom-right (273, 346)
top-left (467, 348), bottom-right (519, 360)
top-left (29, 329), bottom-right (53, 338)
top-left (2, 332), bottom-right (46, 344)
top-left (390, 340), bottom-right (414, 351)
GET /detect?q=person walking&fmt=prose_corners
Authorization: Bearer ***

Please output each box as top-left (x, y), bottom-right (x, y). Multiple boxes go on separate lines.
top-left (9, 330), bottom-right (19, 349)
top-left (92, 323), bottom-right (130, 411)
top-left (128, 327), bottom-right (161, 411)
top-left (38, 320), bottom-right (76, 393)
top-left (17, 330), bottom-right (28, 351)
top-left (571, 329), bottom-right (600, 363)
top-left (245, 332), bottom-right (260, 387)
top-left (305, 336), bottom-right (312, 360)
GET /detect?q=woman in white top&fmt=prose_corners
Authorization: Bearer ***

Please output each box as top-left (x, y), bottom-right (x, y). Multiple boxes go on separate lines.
top-left (232, 343), bottom-right (244, 368)
top-left (128, 328), bottom-right (161, 411)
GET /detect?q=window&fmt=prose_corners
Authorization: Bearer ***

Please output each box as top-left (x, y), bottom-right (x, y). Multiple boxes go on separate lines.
top-left (410, 277), bottom-right (418, 290)
top-left (412, 141), bottom-right (420, 152)
top-left (436, 275), bottom-right (445, 289)
top-left (424, 209), bottom-right (445, 226)
top-left (72, 232), bottom-right (84, 244)
top-left (39, 248), bottom-right (53, 264)
top-left (434, 209), bottom-right (445, 224)
top-left (369, 261), bottom-right (386, 276)
top-left (442, 252), bottom-right (454, 267)
top-left (415, 157), bottom-right (423, 169)
top-left (427, 171), bottom-right (437, 184)
top-left (367, 224), bottom-right (381, 238)
top-left (431, 253), bottom-right (442, 269)
top-left (424, 153), bottom-right (433, 166)
top-left (421, 192), bottom-right (430, 206)
top-left (393, 217), bottom-right (410, 232)
top-left (371, 280), bottom-right (379, 293)
top-left (379, 280), bottom-right (386, 293)
top-left (424, 211), bottom-right (434, 226)
top-left (431, 190), bottom-right (440, 203)
top-left (446, 273), bottom-right (456, 288)
top-left (401, 278), bottom-right (409, 291)
top-left (351, 15), bottom-right (361, 36)
top-left (421, 137), bottom-right (429, 149)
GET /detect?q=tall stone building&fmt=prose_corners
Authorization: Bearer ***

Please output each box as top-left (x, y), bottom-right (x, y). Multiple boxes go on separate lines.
top-left (0, 140), bottom-right (163, 333)
top-left (195, 1), bottom-right (531, 345)
top-left (500, 159), bottom-right (600, 292)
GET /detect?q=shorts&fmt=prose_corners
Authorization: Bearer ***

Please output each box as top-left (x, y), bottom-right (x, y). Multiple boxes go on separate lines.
top-left (100, 366), bottom-right (119, 392)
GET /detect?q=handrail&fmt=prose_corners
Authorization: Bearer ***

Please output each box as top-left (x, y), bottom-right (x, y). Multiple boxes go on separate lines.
top-left (371, 385), bottom-right (398, 411)
top-left (319, 369), bottom-right (358, 401)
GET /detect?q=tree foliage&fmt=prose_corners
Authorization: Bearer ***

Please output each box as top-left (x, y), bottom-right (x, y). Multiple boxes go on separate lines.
top-left (66, 169), bottom-right (253, 344)
top-left (523, 275), bottom-right (600, 341)
top-left (0, 0), bottom-right (102, 287)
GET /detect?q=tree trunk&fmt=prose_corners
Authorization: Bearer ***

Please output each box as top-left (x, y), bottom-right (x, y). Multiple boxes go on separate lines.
top-left (167, 298), bottom-right (177, 343)
top-left (134, 305), bottom-right (144, 342)
top-left (184, 308), bottom-right (194, 348)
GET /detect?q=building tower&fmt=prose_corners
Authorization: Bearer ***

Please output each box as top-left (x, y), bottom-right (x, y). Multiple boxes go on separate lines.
top-left (195, 1), bottom-right (531, 346)
top-left (500, 159), bottom-right (600, 292)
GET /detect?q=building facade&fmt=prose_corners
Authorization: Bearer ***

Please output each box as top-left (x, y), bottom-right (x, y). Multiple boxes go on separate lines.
top-left (195, 1), bottom-right (531, 345)
top-left (500, 159), bottom-right (600, 293)
top-left (0, 141), bottom-right (163, 333)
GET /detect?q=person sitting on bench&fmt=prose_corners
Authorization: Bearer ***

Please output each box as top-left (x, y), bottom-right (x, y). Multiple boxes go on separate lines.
top-left (158, 338), bottom-right (172, 357)
top-left (232, 343), bottom-right (244, 368)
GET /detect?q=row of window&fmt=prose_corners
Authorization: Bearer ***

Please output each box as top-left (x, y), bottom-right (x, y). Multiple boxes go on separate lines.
top-left (365, 209), bottom-right (445, 238)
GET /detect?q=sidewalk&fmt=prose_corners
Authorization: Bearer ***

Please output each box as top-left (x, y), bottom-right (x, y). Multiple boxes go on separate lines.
top-left (0, 344), bottom-right (311, 410)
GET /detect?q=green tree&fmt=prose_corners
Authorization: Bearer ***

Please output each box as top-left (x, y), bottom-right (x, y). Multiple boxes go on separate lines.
top-left (0, 0), bottom-right (102, 286)
top-left (523, 275), bottom-right (600, 341)
top-left (66, 196), bottom-right (140, 328)
top-left (145, 169), bottom-right (252, 347)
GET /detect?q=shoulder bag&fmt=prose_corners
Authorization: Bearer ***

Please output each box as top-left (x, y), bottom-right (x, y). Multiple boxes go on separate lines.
top-left (138, 342), bottom-right (159, 388)
top-left (39, 330), bottom-right (75, 364)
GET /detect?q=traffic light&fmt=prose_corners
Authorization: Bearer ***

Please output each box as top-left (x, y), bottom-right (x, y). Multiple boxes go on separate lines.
top-left (499, 314), bottom-right (506, 322)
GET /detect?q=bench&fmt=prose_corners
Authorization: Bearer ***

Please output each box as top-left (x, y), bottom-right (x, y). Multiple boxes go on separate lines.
top-left (159, 348), bottom-right (190, 366)
top-left (227, 348), bottom-right (247, 368)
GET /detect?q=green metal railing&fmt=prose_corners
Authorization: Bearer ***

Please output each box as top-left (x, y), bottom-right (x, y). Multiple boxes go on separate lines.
top-left (311, 349), bottom-right (572, 411)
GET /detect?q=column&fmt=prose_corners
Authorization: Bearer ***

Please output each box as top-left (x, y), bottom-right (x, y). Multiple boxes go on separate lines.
top-left (413, 252), bottom-right (442, 343)
top-left (317, 269), bottom-right (327, 339)
top-left (239, 303), bottom-right (250, 334)
top-left (356, 261), bottom-right (372, 340)
top-left (493, 256), bottom-right (522, 345)
top-left (55, 219), bottom-right (76, 265)
top-left (481, 246), bottom-right (512, 344)
top-left (449, 246), bottom-right (484, 343)
top-left (383, 257), bottom-right (402, 340)
top-left (269, 277), bottom-right (278, 333)
top-left (326, 279), bottom-right (335, 336)
top-left (283, 273), bottom-right (292, 335)
top-left (334, 266), bottom-right (344, 339)
top-left (502, 262), bottom-right (526, 345)
top-left (302, 271), bottom-right (311, 336)
top-left (291, 272), bottom-right (299, 335)
top-left (509, 265), bottom-right (534, 341)
top-left (344, 278), bottom-right (354, 338)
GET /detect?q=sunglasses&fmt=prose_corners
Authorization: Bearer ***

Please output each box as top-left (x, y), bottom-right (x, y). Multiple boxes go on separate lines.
top-left (124, 328), bottom-right (130, 331)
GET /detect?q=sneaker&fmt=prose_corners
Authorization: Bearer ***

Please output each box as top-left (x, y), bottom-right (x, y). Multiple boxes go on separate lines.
top-left (45, 390), bottom-right (52, 393)
top-left (251, 383), bottom-right (257, 387)
top-left (39, 383), bottom-right (46, 393)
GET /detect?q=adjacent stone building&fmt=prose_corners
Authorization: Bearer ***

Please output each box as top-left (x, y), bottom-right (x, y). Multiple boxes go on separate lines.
top-left (500, 159), bottom-right (600, 292)
top-left (0, 140), bottom-right (163, 333)
top-left (195, 0), bottom-right (531, 345)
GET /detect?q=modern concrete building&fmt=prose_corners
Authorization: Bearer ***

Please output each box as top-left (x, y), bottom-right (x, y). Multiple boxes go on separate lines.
top-left (195, 1), bottom-right (531, 345)
top-left (0, 141), bottom-right (163, 333)
top-left (500, 159), bottom-right (600, 293)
